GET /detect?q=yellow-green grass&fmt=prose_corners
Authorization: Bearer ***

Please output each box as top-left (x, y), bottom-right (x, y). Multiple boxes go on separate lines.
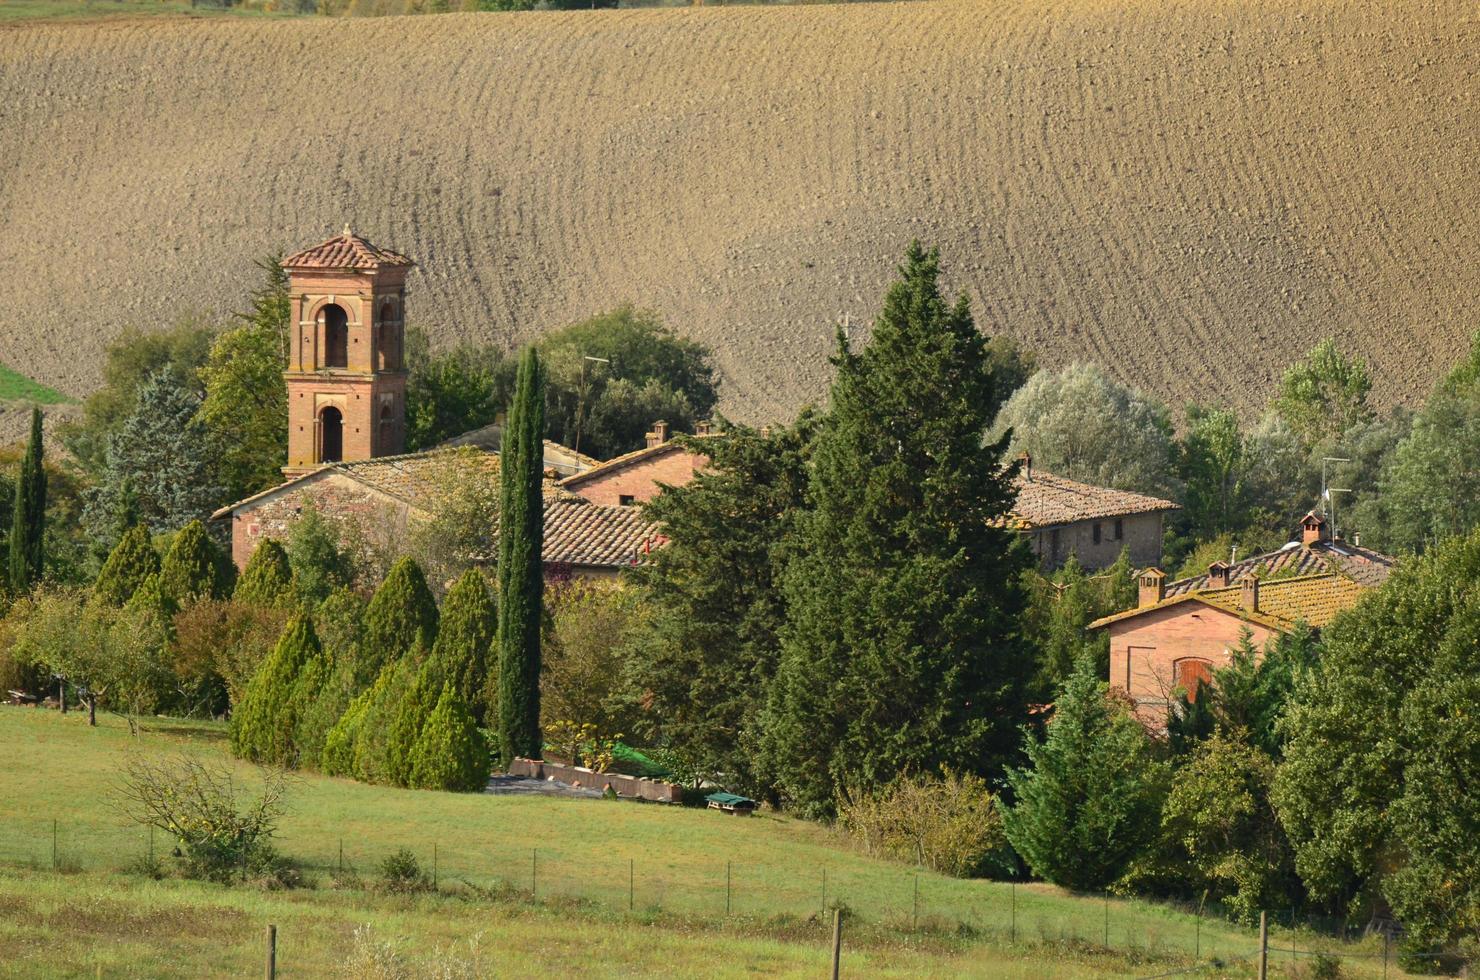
top-left (0, 707), bottom-right (1410, 977)
top-left (0, 0), bottom-right (295, 23)
top-left (0, 364), bottom-right (67, 405)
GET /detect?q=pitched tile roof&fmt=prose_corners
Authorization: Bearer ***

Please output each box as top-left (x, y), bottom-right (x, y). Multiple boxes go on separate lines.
top-left (557, 438), bottom-right (707, 489)
top-left (438, 423), bottom-right (601, 477)
top-left (1008, 470), bottom-right (1178, 528)
top-left (542, 499), bottom-right (666, 568)
top-left (1165, 540), bottom-right (1396, 596)
top-left (1089, 573), bottom-right (1368, 632)
top-left (283, 228), bottom-right (415, 271)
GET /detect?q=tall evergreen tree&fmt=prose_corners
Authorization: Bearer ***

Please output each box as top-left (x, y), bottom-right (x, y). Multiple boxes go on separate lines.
top-left (8, 407), bottom-right (46, 593)
top-left (82, 369), bottom-right (222, 539)
top-left (409, 684), bottom-right (491, 792)
top-left (158, 519), bottom-right (232, 606)
top-left (362, 556), bottom-right (439, 685)
top-left (498, 346), bottom-right (546, 766)
top-left (93, 525), bottom-right (160, 607)
top-left (229, 613), bottom-right (323, 766)
top-left (233, 539), bottom-right (294, 609)
top-left (430, 569), bottom-right (497, 726)
top-left (760, 243), bottom-right (1034, 816)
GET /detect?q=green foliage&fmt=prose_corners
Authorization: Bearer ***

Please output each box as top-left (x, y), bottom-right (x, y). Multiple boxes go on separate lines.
top-left (762, 243), bottom-right (1033, 816)
top-left (8, 407), bottom-right (46, 594)
top-left (542, 581), bottom-right (647, 739)
top-left (984, 335), bottom-right (1037, 398)
top-left (285, 498), bottom-right (354, 607)
top-left (1003, 658), bottom-right (1169, 891)
top-left (82, 369), bottom-right (222, 539)
top-left (408, 684), bottom-right (490, 792)
top-left (402, 449), bottom-right (500, 590)
top-left (1176, 405), bottom-right (1249, 540)
top-left (838, 769), bottom-right (1006, 878)
top-left (198, 256), bottom-right (290, 499)
top-left (314, 586), bottom-right (367, 687)
top-left (404, 336), bottom-right (502, 452)
top-left (233, 539), bottom-right (293, 609)
top-left (362, 556), bottom-right (438, 684)
top-left (1022, 552), bottom-right (1134, 696)
top-left (1274, 337), bottom-right (1373, 451)
top-left (497, 347), bottom-right (545, 766)
top-left (385, 657), bottom-right (440, 787)
top-left (627, 418), bottom-right (812, 793)
top-left (994, 361), bottom-right (1178, 498)
top-left (229, 614), bottom-right (323, 766)
top-left (429, 570), bottom-right (496, 726)
top-left (348, 659), bottom-right (417, 785)
top-left (1274, 529), bottom-right (1480, 955)
top-left (59, 318), bottom-right (217, 476)
top-left (538, 306), bottom-right (718, 459)
top-left (158, 520), bottom-right (232, 606)
top-left (93, 525), bottom-right (160, 607)
top-left (321, 684), bottom-right (373, 777)
top-left (169, 597), bottom-right (290, 712)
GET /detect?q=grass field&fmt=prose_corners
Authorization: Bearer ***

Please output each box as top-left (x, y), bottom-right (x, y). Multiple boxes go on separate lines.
top-left (0, 706), bottom-right (1420, 977)
top-left (0, 364), bottom-right (68, 405)
top-left (0, 0), bottom-right (290, 23)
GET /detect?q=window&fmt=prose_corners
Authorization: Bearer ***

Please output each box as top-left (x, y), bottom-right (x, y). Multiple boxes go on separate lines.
top-left (1114, 518), bottom-right (1124, 540)
top-left (318, 406), bottom-right (343, 463)
top-left (1092, 523), bottom-right (1102, 545)
top-left (322, 304), bottom-right (348, 369)
top-left (618, 494), bottom-right (636, 507)
top-left (1050, 528), bottom-right (1060, 554)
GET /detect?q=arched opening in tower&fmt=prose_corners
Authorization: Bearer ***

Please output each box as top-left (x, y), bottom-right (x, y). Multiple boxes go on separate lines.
top-left (322, 304), bottom-right (349, 369)
top-left (378, 303), bottom-right (397, 371)
top-left (378, 403), bottom-right (395, 453)
top-left (319, 405), bottom-right (344, 463)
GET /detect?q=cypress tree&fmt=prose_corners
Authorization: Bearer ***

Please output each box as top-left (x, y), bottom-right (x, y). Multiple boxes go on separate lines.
top-left (351, 659), bottom-right (415, 785)
top-left (362, 556), bottom-right (439, 684)
top-left (409, 684), bottom-right (491, 792)
top-left (322, 684), bottom-right (374, 776)
top-left (93, 525), bottom-right (161, 607)
top-left (159, 519), bottom-right (231, 606)
top-left (498, 346), bottom-right (546, 766)
top-left (760, 242), bottom-right (1034, 816)
top-left (385, 656), bottom-right (441, 787)
top-left (431, 569), bottom-right (497, 726)
top-left (229, 614), bottom-right (323, 766)
top-left (233, 539), bottom-right (293, 609)
top-left (8, 407), bottom-right (45, 593)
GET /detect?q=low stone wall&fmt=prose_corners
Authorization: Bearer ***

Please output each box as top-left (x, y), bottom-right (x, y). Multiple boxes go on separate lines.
top-left (509, 758), bottom-right (682, 803)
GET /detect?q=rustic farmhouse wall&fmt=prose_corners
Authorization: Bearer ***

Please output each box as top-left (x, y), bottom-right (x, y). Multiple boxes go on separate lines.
top-left (228, 471), bottom-right (409, 569)
top-left (564, 446), bottom-right (707, 507)
top-left (1029, 511), bottom-right (1165, 571)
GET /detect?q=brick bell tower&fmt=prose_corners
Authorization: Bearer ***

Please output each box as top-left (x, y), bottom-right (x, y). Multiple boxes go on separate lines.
top-left (281, 227), bottom-right (415, 476)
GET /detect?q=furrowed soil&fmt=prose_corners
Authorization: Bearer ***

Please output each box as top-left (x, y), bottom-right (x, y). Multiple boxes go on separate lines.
top-left (1, 1), bottom-right (1477, 422)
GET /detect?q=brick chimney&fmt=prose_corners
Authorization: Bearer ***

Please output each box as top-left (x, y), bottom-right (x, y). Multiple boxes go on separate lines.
top-left (645, 420), bottom-right (670, 449)
top-left (1207, 560), bottom-right (1231, 589)
top-left (1138, 568), bottom-right (1166, 608)
top-left (1300, 511), bottom-right (1326, 547)
top-left (1019, 451), bottom-right (1033, 480)
top-left (694, 419), bottom-right (713, 437)
top-left (1240, 574), bottom-right (1261, 613)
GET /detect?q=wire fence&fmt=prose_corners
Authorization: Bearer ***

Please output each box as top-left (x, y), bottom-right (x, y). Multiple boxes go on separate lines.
top-left (3, 817), bottom-right (1470, 979)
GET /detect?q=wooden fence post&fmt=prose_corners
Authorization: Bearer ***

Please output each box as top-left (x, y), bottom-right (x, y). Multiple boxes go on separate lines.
top-left (830, 907), bottom-right (843, 980)
top-left (265, 924), bottom-right (276, 980)
top-left (1257, 911), bottom-right (1268, 980)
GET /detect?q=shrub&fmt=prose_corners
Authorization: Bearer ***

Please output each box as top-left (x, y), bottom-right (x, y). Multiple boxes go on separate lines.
top-left (158, 519), bottom-right (232, 606)
top-left (112, 755), bottom-right (291, 885)
top-left (171, 598), bottom-right (291, 710)
top-left (377, 848), bottom-right (432, 893)
top-left (286, 498), bottom-right (354, 607)
top-left (229, 614), bottom-right (324, 766)
top-left (408, 684), bottom-right (490, 792)
top-left (93, 525), bottom-right (160, 606)
top-left (430, 570), bottom-right (496, 726)
top-left (838, 769), bottom-right (1006, 878)
top-left (322, 685), bottom-right (373, 777)
top-left (362, 557), bottom-right (438, 684)
top-left (351, 660), bottom-right (416, 784)
top-left (234, 539), bottom-right (293, 609)
top-left (385, 658), bottom-right (440, 787)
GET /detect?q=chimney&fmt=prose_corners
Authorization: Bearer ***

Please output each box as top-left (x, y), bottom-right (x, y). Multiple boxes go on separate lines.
top-left (645, 420), bottom-right (670, 449)
top-left (1018, 451), bottom-right (1033, 480)
top-left (1207, 560), bottom-right (1230, 589)
top-left (1240, 574), bottom-right (1261, 613)
top-left (1300, 512), bottom-right (1326, 547)
top-left (694, 420), bottom-right (713, 437)
top-left (1137, 568), bottom-right (1165, 608)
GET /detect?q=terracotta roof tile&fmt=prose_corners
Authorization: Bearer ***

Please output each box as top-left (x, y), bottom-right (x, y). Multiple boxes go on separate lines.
top-left (1166, 541), bottom-right (1396, 596)
top-left (558, 438), bottom-right (708, 489)
top-left (283, 228), bottom-right (415, 271)
top-left (1008, 470), bottom-right (1178, 528)
top-left (541, 499), bottom-right (666, 568)
top-left (1090, 573), bottom-right (1368, 631)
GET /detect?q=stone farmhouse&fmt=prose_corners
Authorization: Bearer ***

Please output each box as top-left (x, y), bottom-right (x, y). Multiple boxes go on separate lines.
top-left (1008, 456), bottom-right (1178, 571)
top-left (1090, 511), bottom-right (1396, 725)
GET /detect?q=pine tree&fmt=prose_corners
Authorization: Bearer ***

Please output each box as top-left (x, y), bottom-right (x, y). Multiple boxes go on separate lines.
top-left (1002, 658), bottom-right (1169, 890)
top-left (82, 369), bottom-right (222, 539)
top-left (409, 684), bottom-right (491, 792)
top-left (760, 243), bottom-right (1033, 816)
top-left (498, 346), bottom-right (546, 766)
top-left (8, 407), bottom-right (46, 594)
top-left (229, 614), bottom-right (323, 766)
top-left (430, 569), bottom-right (497, 726)
top-left (362, 556), bottom-right (439, 685)
top-left (159, 519), bottom-right (232, 606)
top-left (233, 540), bottom-right (294, 609)
top-left (93, 525), bottom-right (161, 607)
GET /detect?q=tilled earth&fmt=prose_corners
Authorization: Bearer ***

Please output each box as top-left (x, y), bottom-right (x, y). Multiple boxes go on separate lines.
top-left (1, 1), bottom-right (1477, 424)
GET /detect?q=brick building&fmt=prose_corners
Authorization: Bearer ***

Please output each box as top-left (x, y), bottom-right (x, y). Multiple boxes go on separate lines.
top-left (558, 420), bottom-right (715, 507)
top-left (1091, 512), bottom-right (1395, 725)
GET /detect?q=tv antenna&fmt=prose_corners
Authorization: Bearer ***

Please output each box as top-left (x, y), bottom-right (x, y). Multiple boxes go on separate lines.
top-left (1321, 456), bottom-right (1352, 541)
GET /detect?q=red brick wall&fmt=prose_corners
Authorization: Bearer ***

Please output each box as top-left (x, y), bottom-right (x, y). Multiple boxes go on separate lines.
top-left (229, 472), bottom-right (409, 570)
top-left (1106, 603), bottom-right (1277, 726)
top-left (566, 446), bottom-right (707, 506)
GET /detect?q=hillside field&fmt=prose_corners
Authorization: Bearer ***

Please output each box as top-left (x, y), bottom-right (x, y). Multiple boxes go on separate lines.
top-left (1, 1), bottom-right (1477, 424)
top-left (0, 706), bottom-right (1423, 977)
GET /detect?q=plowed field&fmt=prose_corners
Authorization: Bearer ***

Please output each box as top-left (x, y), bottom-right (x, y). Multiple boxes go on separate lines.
top-left (2, 1), bottom-right (1477, 422)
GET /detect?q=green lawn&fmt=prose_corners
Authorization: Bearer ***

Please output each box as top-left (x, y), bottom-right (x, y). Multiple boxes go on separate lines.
top-left (0, 707), bottom-right (1412, 977)
top-left (0, 0), bottom-right (296, 24)
top-left (0, 363), bottom-right (68, 405)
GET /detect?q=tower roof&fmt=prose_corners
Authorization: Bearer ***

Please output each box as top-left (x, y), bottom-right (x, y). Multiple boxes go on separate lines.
top-left (283, 227), bottom-right (415, 271)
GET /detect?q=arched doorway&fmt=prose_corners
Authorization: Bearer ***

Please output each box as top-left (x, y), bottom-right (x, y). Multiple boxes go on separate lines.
top-left (322, 304), bottom-right (349, 369)
top-left (319, 406), bottom-right (344, 463)
top-left (378, 403), bottom-right (394, 453)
